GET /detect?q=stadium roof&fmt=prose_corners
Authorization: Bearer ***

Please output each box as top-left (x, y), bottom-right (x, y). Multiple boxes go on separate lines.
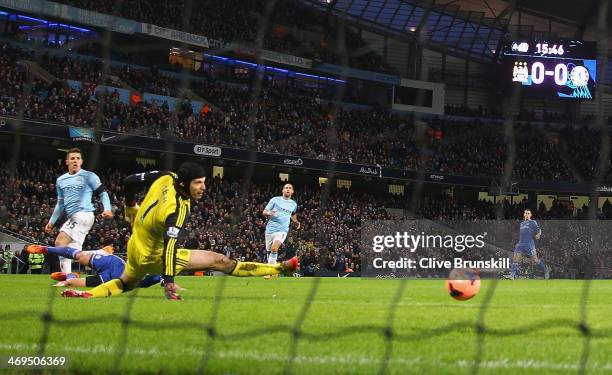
top-left (301, 0), bottom-right (611, 63)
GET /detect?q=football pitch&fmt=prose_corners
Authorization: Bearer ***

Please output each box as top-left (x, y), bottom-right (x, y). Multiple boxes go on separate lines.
top-left (1, 275), bottom-right (611, 375)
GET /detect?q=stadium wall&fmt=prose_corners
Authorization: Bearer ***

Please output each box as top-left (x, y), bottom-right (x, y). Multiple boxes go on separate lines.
top-left (580, 92), bottom-right (612, 118)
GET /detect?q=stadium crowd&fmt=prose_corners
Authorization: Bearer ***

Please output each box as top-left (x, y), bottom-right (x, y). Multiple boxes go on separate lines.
top-left (0, 159), bottom-right (390, 274)
top-left (53, 0), bottom-right (395, 74)
top-left (3, 43), bottom-right (612, 184)
top-left (1, 159), bottom-right (610, 278)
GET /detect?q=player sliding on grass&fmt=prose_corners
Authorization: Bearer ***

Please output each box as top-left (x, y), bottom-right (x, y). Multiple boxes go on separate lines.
top-left (62, 162), bottom-right (298, 300)
top-left (26, 245), bottom-right (162, 289)
top-left (507, 209), bottom-right (549, 279)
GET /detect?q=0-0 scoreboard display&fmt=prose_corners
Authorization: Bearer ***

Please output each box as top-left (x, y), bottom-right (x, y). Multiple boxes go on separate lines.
top-left (502, 39), bottom-right (597, 100)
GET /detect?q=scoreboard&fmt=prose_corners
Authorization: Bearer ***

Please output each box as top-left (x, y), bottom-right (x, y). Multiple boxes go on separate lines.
top-left (502, 39), bottom-right (597, 100)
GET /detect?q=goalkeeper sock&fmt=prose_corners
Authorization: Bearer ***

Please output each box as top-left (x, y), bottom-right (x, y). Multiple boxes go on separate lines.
top-left (230, 261), bottom-right (282, 277)
top-left (267, 251), bottom-right (278, 265)
top-left (46, 246), bottom-right (80, 259)
top-left (88, 278), bottom-right (125, 298)
top-left (510, 262), bottom-right (519, 279)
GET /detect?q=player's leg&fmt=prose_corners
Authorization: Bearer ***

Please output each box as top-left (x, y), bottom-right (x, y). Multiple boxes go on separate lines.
top-left (510, 252), bottom-right (523, 279)
top-left (54, 231), bottom-right (75, 274)
top-left (136, 275), bottom-right (162, 288)
top-left (531, 252), bottom-right (549, 279)
top-left (55, 212), bottom-right (95, 274)
top-left (62, 238), bottom-right (143, 298)
top-left (28, 244), bottom-right (80, 281)
top-left (268, 240), bottom-right (283, 267)
top-left (79, 246), bottom-right (144, 298)
top-left (183, 249), bottom-right (298, 276)
top-left (266, 233), bottom-right (287, 279)
top-left (29, 245), bottom-right (114, 282)
top-left (27, 243), bottom-right (80, 259)
top-left (267, 232), bottom-right (287, 265)
top-left (63, 269), bottom-right (141, 298)
top-left (268, 240), bottom-right (280, 265)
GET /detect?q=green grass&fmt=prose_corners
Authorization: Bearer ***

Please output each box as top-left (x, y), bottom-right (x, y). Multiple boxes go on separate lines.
top-left (0, 275), bottom-right (611, 374)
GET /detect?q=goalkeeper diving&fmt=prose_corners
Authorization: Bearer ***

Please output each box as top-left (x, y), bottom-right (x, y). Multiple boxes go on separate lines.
top-left (62, 162), bottom-right (298, 300)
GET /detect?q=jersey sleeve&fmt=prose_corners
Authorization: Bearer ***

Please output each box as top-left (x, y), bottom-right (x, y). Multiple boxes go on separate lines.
top-left (265, 198), bottom-right (275, 211)
top-left (161, 198), bottom-right (190, 281)
top-left (533, 221), bottom-right (541, 236)
top-left (88, 172), bottom-right (102, 190)
top-left (49, 182), bottom-right (64, 225)
top-left (292, 201), bottom-right (298, 214)
top-left (90, 172), bottom-right (112, 212)
top-left (124, 171), bottom-right (172, 206)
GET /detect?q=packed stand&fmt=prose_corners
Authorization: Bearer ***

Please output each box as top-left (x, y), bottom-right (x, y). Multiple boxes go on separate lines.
top-left (3, 43), bottom-right (612, 182)
top-left (0, 159), bottom-right (391, 274)
top-left (2, 159), bottom-right (612, 277)
top-left (54, 0), bottom-right (395, 74)
top-left (40, 53), bottom-right (181, 96)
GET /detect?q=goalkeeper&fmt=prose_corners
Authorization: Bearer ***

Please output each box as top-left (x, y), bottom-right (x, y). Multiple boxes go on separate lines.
top-left (62, 162), bottom-right (298, 300)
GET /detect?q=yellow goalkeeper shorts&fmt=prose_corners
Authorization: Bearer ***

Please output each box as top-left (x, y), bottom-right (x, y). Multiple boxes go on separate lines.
top-left (124, 236), bottom-right (191, 280)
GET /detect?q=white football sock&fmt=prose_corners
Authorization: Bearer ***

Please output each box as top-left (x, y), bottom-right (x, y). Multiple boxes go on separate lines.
top-left (59, 257), bottom-right (72, 273)
top-left (267, 252), bottom-right (278, 265)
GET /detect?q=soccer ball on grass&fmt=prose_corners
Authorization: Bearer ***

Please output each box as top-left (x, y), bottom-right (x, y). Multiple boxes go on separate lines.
top-left (445, 268), bottom-right (481, 301)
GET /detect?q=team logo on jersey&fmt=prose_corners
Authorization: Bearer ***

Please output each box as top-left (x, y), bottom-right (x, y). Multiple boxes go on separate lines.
top-left (94, 255), bottom-right (102, 260)
top-left (167, 227), bottom-right (180, 238)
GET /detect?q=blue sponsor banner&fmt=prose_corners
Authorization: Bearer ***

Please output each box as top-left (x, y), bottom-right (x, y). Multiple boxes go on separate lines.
top-left (68, 126), bottom-right (95, 142)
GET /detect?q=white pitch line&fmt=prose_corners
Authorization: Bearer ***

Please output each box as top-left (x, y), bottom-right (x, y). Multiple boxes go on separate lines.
top-left (1, 342), bottom-right (611, 371)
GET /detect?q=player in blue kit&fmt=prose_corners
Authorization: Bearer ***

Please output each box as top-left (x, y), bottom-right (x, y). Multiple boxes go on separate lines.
top-left (508, 209), bottom-right (549, 279)
top-left (26, 244), bottom-right (162, 288)
top-left (45, 148), bottom-right (113, 274)
top-left (262, 183), bottom-right (300, 274)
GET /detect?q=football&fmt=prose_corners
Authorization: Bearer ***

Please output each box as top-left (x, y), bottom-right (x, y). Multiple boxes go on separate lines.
top-left (445, 268), bottom-right (481, 301)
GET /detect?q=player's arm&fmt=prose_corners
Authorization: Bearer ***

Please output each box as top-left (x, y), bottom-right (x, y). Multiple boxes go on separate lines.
top-left (262, 199), bottom-right (275, 218)
top-left (46, 184), bottom-right (64, 233)
top-left (291, 213), bottom-right (300, 230)
top-left (161, 201), bottom-right (189, 299)
top-left (533, 222), bottom-right (542, 240)
top-left (123, 171), bottom-right (171, 224)
top-left (90, 173), bottom-right (113, 219)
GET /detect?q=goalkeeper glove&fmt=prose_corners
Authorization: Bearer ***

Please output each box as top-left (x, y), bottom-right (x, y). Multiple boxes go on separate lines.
top-left (124, 203), bottom-right (139, 224)
top-left (164, 281), bottom-right (182, 300)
